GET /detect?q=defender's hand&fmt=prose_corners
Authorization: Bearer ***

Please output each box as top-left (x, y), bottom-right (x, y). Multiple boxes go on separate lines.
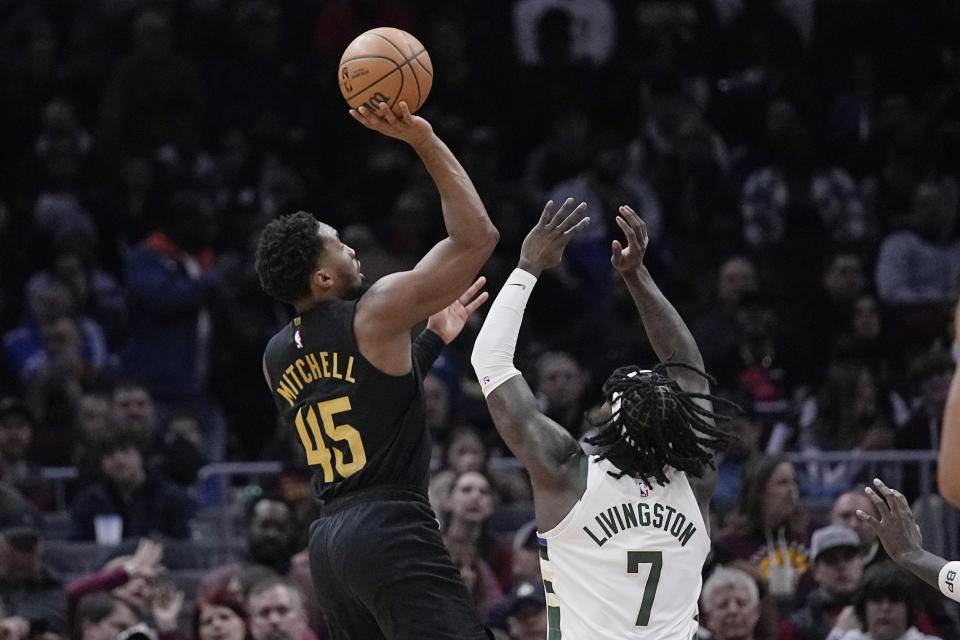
top-left (611, 205), bottom-right (648, 274)
top-left (518, 198), bottom-right (589, 276)
top-left (857, 478), bottom-right (924, 564)
top-left (427, 277), bottom-right (489, 344)
top-left (349, 101), bottom-right (433, 146)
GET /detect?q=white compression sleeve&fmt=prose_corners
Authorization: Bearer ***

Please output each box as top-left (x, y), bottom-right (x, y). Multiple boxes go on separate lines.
top-left (940, 561), bottom-right (960, 603)
top-left (471, 268), bottom-right (537, 397)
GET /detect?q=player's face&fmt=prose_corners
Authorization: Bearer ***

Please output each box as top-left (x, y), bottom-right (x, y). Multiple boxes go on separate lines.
top-left (707, 585), bottom-right (760, 640)
top-left (317, 223), bottom-right (362, 294)
top-left (865, 598), bottom-right (909, 640)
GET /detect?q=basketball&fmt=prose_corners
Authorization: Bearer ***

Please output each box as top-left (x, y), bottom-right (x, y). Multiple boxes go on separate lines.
top-left (338, 27), bottom-right (433, 114)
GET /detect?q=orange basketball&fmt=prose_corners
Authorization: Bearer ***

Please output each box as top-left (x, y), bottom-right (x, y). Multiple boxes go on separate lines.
top-left (338, 27), bottom-right (433, 114)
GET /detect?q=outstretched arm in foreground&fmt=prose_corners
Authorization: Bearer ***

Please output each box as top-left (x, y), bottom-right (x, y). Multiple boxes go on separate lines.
top-left (412, 277), bottom-right (488, 373)
top-left (857, 478), bottom-right (960, 602)
top-left (471, 199), bottom-right (589, 510)
top-left (938, 299), bottom-right (960, 507)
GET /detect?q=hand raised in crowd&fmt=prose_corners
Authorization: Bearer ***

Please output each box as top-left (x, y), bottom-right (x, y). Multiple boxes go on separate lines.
top-left (856, 478), bottom-right (924, 564)
top-left (426, 276), bottom-right (489, 344)
top-left (349, 101), bottom-right (433, 146)
top-left (517, 198), bottom-right (590, 277)
top-left (151, 583), bottom-right (185, 633)
top-left (124, 538), bottom-right (164, 579)
top-left (0, 616), bottom-right (30, 640)
top-left (611, 205), bottom-right (648, 275)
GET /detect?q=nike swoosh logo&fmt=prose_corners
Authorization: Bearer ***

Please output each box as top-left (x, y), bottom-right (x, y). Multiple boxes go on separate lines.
top-left (507, 283), bottom-right (526, 290)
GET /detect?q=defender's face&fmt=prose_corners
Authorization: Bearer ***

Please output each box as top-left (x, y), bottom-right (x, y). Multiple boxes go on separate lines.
top-left (316, 223), bottom-right (362, 291)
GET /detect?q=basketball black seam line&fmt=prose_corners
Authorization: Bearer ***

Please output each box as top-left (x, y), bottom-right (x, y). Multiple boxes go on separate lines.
top-left (340, 56), bottom-right (402, 102)
top-left (369, 32), bottom-right (415, 109)
top-left (400, 33), bottom-right (422, 109)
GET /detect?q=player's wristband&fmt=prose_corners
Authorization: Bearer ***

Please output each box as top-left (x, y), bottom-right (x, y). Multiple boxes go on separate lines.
top-left (939, 561), bottom-right (960, 603)
top-left (471, 268), bottom-right (537, 397)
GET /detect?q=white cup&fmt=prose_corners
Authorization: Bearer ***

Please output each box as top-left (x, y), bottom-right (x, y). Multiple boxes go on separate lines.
top-left (94, 514), bottom-right (123, 546)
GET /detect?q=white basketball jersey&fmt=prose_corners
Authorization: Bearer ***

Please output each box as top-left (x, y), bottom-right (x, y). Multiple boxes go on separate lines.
top-left (538, 456), bottom-right (710, 639)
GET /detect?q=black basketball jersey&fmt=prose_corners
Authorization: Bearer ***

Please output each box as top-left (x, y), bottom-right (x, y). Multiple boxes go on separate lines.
top-left (263, 299), bottom-right (431, 501)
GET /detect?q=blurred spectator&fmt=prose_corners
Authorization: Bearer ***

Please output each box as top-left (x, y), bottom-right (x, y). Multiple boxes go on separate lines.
top-left (199, 496), bottom-right (321, 635)
top-left (0, 508), bottom-right (64, 634)
top-left (713, 390), bottom-right (763, 518)
top-left (97, 7), bottom-right (204, 159)
top-left (73, 393), bottom-right (110, 486)
top-left (693, 255), bottom-right (759, 372)
top-left (3, 277), bottom-right (108, 385)
top-left (109, 381), bottom-right (156, 438)
top-left (509, 521), bottom-right (541, 586)
top-left (246, 577), bottom-right (314, 640)
top-left (511, 0), bottom-right (615, 67)
top-left (700, 566), bottom-right (762, 640)
top-left (70, 426), bottom-right (196, 540)
top-left (493, 580), bottom-right (547, 640)
top-left (804, 252), bottom-right (868, 371)
top-left (76, 593), bottom-right (138, 640)
top-left (778, 525), bottom-right (864, 640)
top-left (313, 0), bottom-right (414, 62)
top-left (895, 350), bottom-right (955, 500)
top-left (532, 351), bottom-right (588, 438)
top-left (442, 471), bottom-right (506, 612)
top-left (152, 412), bottom-right (205, 488)
top-left (835, 563), bottom-right (942, 640)
top-left (714, 457), bottom-right (810, 598)
top-left (194, 591), bottom-right (248, 640)
top-left (829, 491), bottom-right (883, 565)
top-left (875, 180), bottom-right (960, 307)
top-left (0, 398), bottom-right (52, 510)
top-left (25, 243), bottom-right (126, 349)
top-left (66, 539), bottom-right (163, 636)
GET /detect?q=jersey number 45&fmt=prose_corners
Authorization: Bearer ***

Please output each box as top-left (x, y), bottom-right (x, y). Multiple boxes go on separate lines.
top-left (294, 396), bottom-right (367, 483)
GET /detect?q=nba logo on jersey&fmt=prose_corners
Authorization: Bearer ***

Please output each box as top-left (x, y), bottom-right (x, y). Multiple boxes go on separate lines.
top-left (482, 376), bottom-right (491, 385)
top-left (294, 329), bottom-right (303, 349)
top-left (638, 480), bottom-right (651, 497)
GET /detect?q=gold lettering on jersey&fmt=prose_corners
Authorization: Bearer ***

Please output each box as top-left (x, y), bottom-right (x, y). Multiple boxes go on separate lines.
top-left (319, 352), bottom-right (330, 377)
top-left (331, 352), bottom-right (342, 379)
top-left (296, 358), bottom-right (312, 383)
top-left (274, 351), bottom-right (359, 406)
top-left (582, 502), bottom-right (698, 548)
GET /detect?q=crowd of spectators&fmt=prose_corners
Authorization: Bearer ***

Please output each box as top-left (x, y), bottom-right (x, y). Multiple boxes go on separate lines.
top-left (0, 0), bottom-right (958, 639)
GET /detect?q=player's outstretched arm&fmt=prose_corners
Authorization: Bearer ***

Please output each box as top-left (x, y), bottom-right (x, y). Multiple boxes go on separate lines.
top-left (351, 103), bottom-right (498, 333)
top-left (938, 299), bottom-right (960, 507)
top-left (611, 205), bottom-right (708, 397)
top-left (472, 199), bottom-right (589, 482)
top-left (857, 478), bottom-right (960, 602)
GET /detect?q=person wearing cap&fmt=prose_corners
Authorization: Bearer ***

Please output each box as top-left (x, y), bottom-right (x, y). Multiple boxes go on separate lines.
top-left (500, 581), bottom-right (547, 640)
top-left (937, 299), bottom-right (960, 508)
top-left (0, 508), bottom-right (64, 634)
top-left (510, 521), bottom-right (542, 586)
top-left (779, 525), bottom-right (864, 640)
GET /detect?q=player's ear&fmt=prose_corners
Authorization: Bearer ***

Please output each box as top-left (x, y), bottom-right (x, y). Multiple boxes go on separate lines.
top-left (312, 267), bottom-right (335, 290)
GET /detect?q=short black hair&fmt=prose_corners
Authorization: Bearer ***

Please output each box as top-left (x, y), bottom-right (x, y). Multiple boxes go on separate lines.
top-left (100, 424), bottom-right (147, 457)
top-left (586, 363), bottom-right (734, 486)
top-left (255, 211), bottom-right (327, 304)
top-left (854, 562), bottom-right (920, 628)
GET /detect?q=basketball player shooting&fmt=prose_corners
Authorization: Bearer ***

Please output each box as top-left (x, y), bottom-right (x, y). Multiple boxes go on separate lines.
top-left (255, 101), bottom-right (498, 639)
top-left (472, 201), bottom-right (732, 639)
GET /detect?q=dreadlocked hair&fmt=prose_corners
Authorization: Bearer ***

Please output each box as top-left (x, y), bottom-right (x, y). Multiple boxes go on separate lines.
top-left (585, 362), bottom-right (736, 486)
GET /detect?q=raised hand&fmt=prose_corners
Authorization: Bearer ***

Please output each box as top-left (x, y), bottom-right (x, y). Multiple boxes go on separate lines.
top-left (856, 478), bottom-right (924, 563)
top-left (518, 198), bottom-right (590, 276)
top-left (611, 205), bottom-right (648, 274)
top-left (427, 276), bottom-right (489, 344)
top-left (151, 583), bottom-right (185, 633)
top-left (123, 538), bottom-right (164, 579)
top-left (349, 101), bottom-right (433, 146)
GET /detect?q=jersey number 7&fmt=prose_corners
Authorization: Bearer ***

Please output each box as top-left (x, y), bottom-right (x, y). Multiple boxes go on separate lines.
top-left (294, 396), bottom-right (367, 483)
top-left (627, 551), bottom-right (663, 626)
